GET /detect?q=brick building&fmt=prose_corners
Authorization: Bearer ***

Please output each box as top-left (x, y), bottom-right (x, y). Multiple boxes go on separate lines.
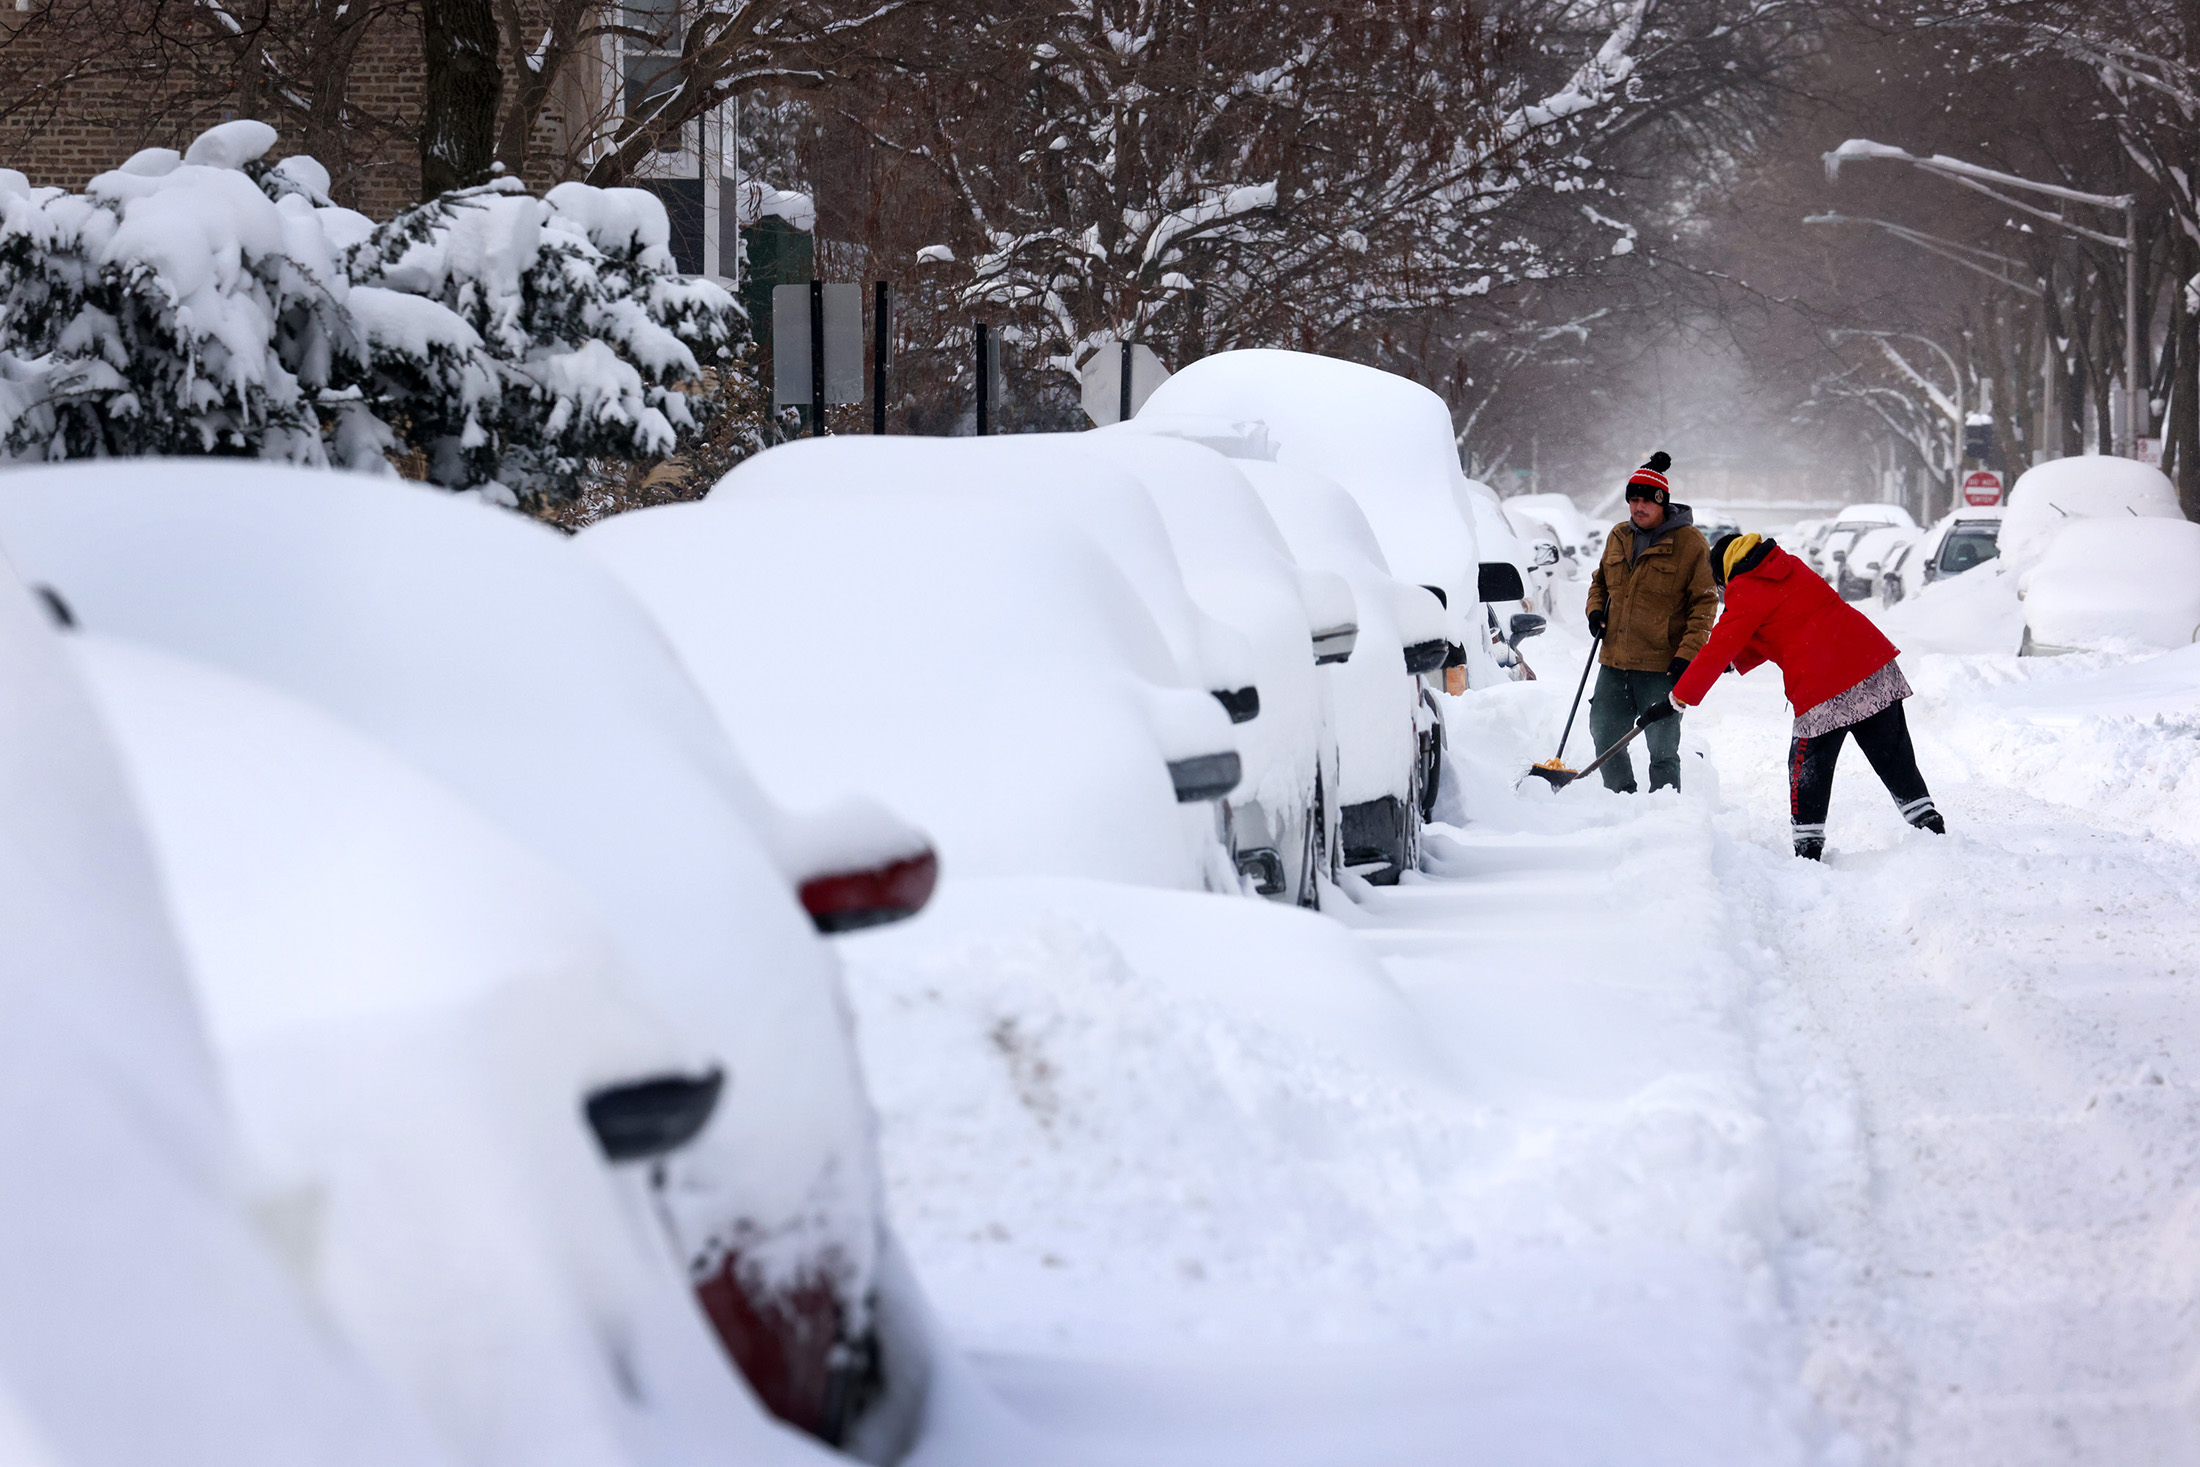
top-left (0, 0), bottom-right (809, 283)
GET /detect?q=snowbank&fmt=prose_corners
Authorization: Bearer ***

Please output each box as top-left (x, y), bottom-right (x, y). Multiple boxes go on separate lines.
top-left (2018, 517), bottom-right (2200, 652)
top-left (1878, 559), bottom-right (2024, 655)
top-left (1999, 455), bottom-right (2183, 570)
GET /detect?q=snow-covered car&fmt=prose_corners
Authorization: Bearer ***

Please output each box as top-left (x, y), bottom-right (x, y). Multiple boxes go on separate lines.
top-left (78, 635), bottom-right (835, 1467)
top-left (1886, 506), bottom-right (2004, 607)
top-left (2018, 518), bottom-right (2200, 655)
top-left (583, 438), bottom-right (1247, 894)
top-left (0, 558), bottom-right (456, 1467)
top-left (2000, 455), bottom-right (2184, 571)
top-left (1504, 492), bottom-right (1603, 566)
top-left (1104, 413), bottom-right (1446, 884)
top-left (1234, 457), bottom-right (1455, 883)
top-left (1083, 427), bottom-right (1345, 900)
top-left (1837, 525), bottom-right (1920, 601)
top-left (1791, 518), bottom-right (1831, 569)
top-left (1813, 504), bottom-right (1916, 581)
top-left (1458, 478), bottom-right (1550, 675)
top-left (0, 464), bottom-right (929, 1456)
top-left (1135, 348), bottom-right (1527, 692)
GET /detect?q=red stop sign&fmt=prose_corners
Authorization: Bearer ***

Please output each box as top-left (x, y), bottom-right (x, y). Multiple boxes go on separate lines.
top-left (1962, 469), bottom-right (2003, 506)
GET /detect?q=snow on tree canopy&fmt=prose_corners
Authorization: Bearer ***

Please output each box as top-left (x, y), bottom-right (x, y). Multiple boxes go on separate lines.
top-left (0, 120), bottom-right (738, 503)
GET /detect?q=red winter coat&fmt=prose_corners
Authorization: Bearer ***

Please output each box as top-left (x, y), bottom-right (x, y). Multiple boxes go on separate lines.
top-left (1669, 545), bottom-right (1898, 714)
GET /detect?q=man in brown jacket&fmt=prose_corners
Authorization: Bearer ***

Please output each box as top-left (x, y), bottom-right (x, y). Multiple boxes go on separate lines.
top-left (1583, 452), bottom-right (1719, 792)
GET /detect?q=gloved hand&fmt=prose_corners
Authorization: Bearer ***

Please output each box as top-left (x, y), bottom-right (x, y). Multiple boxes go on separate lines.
top-left (1587, 608), bottom-right (1608, 639)
top-left (1636, 697), bottom-right (1677, 727)
top-left (1667, 656), bottom-right (1690, 679)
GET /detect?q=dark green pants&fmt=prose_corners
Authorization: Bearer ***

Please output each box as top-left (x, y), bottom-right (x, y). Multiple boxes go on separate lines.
top-left (1589, 665), bottom-right (1682, 792)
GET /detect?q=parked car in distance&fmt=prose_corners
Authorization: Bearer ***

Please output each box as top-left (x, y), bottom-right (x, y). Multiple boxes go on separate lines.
top-left (2000, 455), bottom-right (2183, 570)
top-left (583, 445), bottom-right (1249, 894)
top-left (1837, 525), bottom-right (1920, 601)
top-left (1136, 348), bottom-right (1522, 690)
top-left (1811, 504), bottom-right (1917, 581)
top-left (0, 463), bottom-right (926, 1455)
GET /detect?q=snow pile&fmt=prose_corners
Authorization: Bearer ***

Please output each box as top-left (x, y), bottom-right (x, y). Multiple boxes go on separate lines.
top-left (1878, 559), bottom-right (2024, 655)
top-left (1998, 455), bottom-right (2183, 570)
top-left (2017, 517), bottom-right (2200, 652)
top-left (1894, 644), bottom-right (2200, 844)
top-left (0, 121), bottom-right (735, 500)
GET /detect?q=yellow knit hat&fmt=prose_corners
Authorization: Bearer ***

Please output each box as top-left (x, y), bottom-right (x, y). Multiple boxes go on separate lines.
top-left (1719, 532), bottom-right (1763, 585)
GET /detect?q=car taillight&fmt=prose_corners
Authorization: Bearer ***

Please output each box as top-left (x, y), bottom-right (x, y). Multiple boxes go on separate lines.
top-left (798, 849), bottom-right (939, 933)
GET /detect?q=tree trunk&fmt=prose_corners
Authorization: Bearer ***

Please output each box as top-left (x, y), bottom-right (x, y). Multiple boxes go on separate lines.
top-left (420, 0), bottom-right (504, 199)
top-left (2179, 233), bottom-right (2200, 518)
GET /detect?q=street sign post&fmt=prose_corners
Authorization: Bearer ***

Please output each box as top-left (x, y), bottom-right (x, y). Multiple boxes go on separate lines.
top-left (1080, 341), bottom-right (1170, 426)
top-left (1961, 469), bottom-right (2004, 506)
top-left (771, 282), bottom-right (863, 435)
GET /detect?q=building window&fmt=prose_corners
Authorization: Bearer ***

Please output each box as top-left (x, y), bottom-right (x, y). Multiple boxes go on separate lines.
top-left (622, 0), bottom-right (686, 154)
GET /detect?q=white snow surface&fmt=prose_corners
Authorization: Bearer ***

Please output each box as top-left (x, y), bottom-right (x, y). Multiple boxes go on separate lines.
top-left (830, 564), bottom-right (2200, 1466)
top-left (0, 558), bottom-right (450, 1467)
top-left (0, 462), bottom-right (887, 1313)
top-left (76, 636), bottom-right (828, 1467)
top-left (582, 481), bottom-right (1237, 892)
top-left (1138, 349), bottom-right (1486, 656)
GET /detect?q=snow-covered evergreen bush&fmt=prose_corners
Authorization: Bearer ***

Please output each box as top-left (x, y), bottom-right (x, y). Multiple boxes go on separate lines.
top-left (0, 119), bottom-right (739, 504)
top-left (0, 122), bottom-right (381, 468)
top-left (344, 179), bottom-right (736, 501)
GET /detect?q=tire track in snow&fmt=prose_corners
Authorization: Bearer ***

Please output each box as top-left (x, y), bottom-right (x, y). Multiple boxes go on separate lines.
top-left (1696, 669), bottom-right (2200, 1467)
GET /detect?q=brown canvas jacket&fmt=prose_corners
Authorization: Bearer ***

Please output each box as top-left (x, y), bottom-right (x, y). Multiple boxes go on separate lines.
top-left (1586, 514), bottom-right (1719, 671)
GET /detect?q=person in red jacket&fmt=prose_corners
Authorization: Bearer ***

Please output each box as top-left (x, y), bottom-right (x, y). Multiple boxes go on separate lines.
top-left (1636, 532), bottom-right (1945, 859)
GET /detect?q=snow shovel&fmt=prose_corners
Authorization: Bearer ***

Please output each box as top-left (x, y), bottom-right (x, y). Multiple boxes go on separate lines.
top-left (1522, 635), bottom-right (1599, 786)
top-left (1521, 713), bottom-right (1658, 791)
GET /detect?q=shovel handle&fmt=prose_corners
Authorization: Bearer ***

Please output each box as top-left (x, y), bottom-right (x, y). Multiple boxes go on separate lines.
top-left (1553, 634), bottom-right (1600, 763)
top-left (1568, 718), bottom-right (1648, 783)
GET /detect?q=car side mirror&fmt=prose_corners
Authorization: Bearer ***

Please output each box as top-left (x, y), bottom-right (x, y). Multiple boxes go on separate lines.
top-left (1507, 613), bottom-right (1547, 646)
top-left (1531, 543), bottom-right (1559, 569)
top-left (1477, 561), bottom-right (1526, 602)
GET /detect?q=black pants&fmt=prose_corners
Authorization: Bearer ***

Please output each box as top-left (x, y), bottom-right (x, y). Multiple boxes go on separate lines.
top-left (1788, 699), bottom-right (1936, 842)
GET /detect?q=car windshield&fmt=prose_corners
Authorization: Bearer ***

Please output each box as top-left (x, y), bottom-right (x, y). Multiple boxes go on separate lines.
top-left (1938, 527), bottom-right (2000, 575)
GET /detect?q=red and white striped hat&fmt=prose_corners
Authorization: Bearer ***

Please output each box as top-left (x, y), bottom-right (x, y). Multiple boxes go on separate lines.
top-left (1625, 451), bottom-right (1672, 504)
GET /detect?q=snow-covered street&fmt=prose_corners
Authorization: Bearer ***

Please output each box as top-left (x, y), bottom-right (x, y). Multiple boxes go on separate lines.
top-left (844, 623), bottom-right (2200, 1466)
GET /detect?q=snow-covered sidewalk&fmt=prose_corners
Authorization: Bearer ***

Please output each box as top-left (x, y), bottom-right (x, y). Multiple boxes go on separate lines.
top-left (840, 626), bottom-right (2200, 1466)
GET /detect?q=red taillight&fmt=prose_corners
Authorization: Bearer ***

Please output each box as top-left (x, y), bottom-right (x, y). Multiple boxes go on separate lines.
top-left (797, 849), bottom-right (938, 933)
top-left (694, 1253), bottom-right (870, 1444)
